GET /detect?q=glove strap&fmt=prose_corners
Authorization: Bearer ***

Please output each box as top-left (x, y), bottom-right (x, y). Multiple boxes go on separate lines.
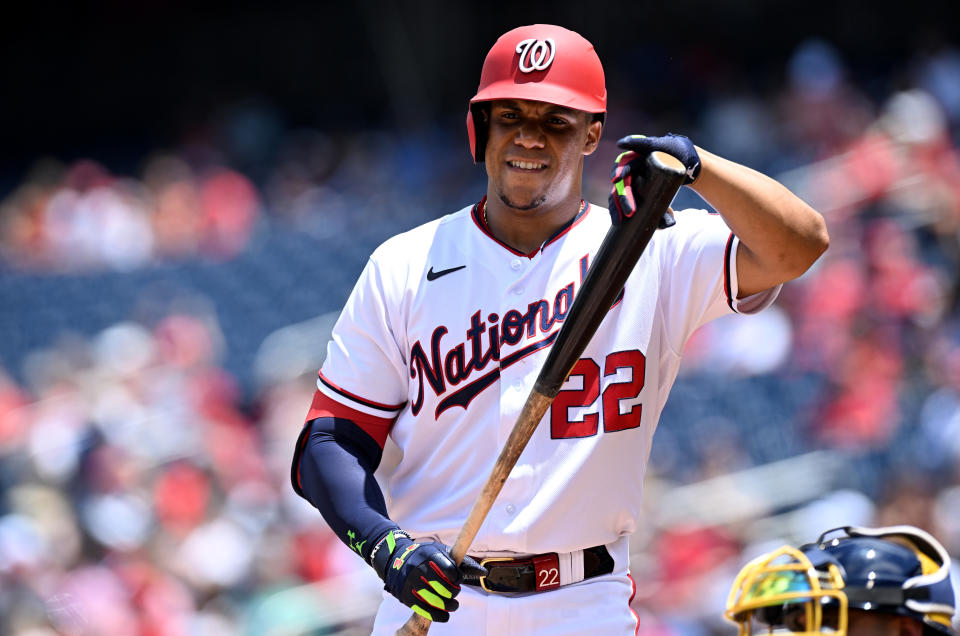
top-left (369, 529), bottom-right (412, 573)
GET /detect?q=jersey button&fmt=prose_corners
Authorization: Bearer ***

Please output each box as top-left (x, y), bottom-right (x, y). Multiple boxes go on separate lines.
top-left (513, 287), bottom-right (524, 295)
top-left (510, 258), bottom-right (522, 270)
top-left (505, 504), bottom-right (516, 515)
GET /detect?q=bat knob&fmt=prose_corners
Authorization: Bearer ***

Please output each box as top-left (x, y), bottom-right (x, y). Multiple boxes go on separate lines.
top-left (650, 151), bottom-right (686, 175)
top-left (395, 613), bottom-right (432, 635)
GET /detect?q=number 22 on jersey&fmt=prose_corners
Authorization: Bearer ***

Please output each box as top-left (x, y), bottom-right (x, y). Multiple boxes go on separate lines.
top-left (551, 349), bottom-right (645, 439)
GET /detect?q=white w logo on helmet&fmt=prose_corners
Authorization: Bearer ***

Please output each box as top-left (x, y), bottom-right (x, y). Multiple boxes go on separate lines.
top-left (515, 38), bottom-right (556, 73)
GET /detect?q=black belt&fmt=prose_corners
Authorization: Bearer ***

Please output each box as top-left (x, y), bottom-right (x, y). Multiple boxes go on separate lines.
top-left (463, 545), bottom-right (614, 594)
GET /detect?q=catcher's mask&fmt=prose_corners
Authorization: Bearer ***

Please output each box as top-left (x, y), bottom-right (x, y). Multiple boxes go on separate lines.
top-left (466, 24), bottom-right (606, 163)
top-left (725, 525), bottom-right (958, 635)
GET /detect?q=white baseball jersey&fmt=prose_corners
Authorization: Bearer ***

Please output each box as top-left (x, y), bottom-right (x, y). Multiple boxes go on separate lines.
top-left (309, 199), bottom-right (778, 633)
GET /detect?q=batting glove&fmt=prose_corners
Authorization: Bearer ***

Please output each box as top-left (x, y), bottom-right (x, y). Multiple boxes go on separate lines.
top-left (370, 530), bottom-right (487, 623)
top-left (608, 149), bottom-right (678, 228)
top-left (617, 133), bottom-right (701, 184)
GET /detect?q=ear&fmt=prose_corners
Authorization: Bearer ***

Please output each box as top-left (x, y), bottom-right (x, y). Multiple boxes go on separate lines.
top-left (582, 118), bottom-right (603, 156)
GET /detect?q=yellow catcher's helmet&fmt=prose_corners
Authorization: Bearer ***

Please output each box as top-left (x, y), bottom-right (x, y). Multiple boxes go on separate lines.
top-left (725, 525), bottom-right (957, 635)
top-left (725, 544), bottom-right (849, 635)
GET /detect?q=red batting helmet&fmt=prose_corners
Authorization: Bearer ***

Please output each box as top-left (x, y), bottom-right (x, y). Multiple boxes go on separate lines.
top-left (467, 24), bottom-right (607, 162)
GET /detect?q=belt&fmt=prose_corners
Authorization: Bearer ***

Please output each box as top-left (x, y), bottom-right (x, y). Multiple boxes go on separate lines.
top-left (464, 545), bottom-right (614, 594)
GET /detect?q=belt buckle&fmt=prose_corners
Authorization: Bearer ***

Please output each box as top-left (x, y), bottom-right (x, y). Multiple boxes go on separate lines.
top-left (477, 556), bottom-right (514, 594)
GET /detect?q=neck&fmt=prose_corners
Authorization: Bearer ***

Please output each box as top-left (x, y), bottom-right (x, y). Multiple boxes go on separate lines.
top-left (483, 193), bottom-right (584, 254)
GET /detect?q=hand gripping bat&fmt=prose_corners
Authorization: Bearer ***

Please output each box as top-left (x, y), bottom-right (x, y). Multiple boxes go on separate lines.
top-left (396, 151), bottom-right (687, 635)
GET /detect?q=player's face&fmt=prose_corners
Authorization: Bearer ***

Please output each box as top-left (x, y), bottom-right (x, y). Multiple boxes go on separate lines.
top-left (483, 99), bottom-right (602, 212)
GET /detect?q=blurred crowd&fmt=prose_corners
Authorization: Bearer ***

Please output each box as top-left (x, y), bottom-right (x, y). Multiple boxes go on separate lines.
top-left (625, 37), bottom-right (960, 634)
top-left (0, 157), bottom-right (261, 272)
top-left (0, 311), bottom-right (379, 634)
top-left (2, 36), bottom-right (960, 635)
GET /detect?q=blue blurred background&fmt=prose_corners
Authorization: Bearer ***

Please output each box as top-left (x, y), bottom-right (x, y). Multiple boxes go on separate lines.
top-left (2, 2), bottom-right (959, 634)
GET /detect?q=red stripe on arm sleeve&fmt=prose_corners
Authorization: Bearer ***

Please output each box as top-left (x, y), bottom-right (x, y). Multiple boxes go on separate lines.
top-left (305, 390), bottom-right (395, 449)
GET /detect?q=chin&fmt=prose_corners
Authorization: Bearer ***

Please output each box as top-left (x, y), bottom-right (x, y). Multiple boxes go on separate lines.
top-left (499, 193), bottom-right (547, 211)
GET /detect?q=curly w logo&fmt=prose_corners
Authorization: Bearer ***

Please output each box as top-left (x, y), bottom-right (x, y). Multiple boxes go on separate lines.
top-left (515, 38), bottom-right (556, 73)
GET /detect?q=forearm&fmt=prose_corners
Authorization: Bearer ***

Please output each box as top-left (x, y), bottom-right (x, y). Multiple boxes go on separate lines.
top-left (295, 417), bottom-right (398, 562)
top-left (689, 148), bottom-right (829, 295)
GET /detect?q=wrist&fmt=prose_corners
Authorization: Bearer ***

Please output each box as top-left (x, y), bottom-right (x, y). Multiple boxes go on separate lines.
top-left (688, 146), bottom-right (724, 189)
top-left (370, 528), bottom-right (412, 578)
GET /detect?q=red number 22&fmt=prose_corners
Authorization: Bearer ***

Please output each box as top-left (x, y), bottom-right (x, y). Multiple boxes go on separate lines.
top-left (550, 349), bottom-right (645, 439)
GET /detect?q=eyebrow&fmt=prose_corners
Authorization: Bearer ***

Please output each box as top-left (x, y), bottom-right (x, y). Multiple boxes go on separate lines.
top-left (495, 100), bottom-right (577, 117)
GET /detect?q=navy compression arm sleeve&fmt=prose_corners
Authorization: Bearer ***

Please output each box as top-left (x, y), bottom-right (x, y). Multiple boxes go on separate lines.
top-left (294, 416), bottom-right (398, 562)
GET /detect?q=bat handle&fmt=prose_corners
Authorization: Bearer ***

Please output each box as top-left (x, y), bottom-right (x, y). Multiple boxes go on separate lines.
top-left (391, 535), bottom-right (473, 635)
top-left (393, 391), bottom-right (554, 635)
top-left (395, 613), bottom-right (431, 636)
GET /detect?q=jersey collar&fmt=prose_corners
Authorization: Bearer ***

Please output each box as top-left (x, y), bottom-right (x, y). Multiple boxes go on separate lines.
top-left (471, 196), bottom-right (591, 258)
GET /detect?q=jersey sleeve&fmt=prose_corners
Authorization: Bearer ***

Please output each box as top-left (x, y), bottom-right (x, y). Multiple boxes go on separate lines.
top-left (656, 209), bottom-right (781, 354)
top-left (314, 255), bottom-right (408, 445)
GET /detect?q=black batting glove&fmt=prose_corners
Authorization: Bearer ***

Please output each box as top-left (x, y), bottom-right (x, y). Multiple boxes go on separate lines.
top-left (609, 149), bottom-right (677, 229)
top-left (617, 133), bottom-right (701, 184)
top-left (370, 530), bottom-right (487, 623)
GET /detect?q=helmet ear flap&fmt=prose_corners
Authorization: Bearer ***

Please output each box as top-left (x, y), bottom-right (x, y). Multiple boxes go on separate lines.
top-left (468, 103), bottom-right (490, 163)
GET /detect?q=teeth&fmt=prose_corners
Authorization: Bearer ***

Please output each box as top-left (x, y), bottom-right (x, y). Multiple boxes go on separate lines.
top-left (510, 160), bottom-right (544, 170)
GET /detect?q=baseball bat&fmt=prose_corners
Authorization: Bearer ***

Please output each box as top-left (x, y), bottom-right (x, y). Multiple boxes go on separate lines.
top-left (396, 151), bottom-right (687, 636)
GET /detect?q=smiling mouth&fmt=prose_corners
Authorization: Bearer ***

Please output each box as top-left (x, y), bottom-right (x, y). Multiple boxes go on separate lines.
top-left (507, 160), bottom-right (547, 171)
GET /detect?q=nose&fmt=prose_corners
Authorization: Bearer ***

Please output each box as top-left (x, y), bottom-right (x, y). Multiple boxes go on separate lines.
top-left (514, 121), bottom-right (545, 149)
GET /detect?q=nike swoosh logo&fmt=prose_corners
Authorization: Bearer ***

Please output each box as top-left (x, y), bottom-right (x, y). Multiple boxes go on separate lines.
top-left (426, 265), bottom-right (466, 281)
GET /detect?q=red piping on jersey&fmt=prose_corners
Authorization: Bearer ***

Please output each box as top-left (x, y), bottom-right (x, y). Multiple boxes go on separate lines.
top-left (628, 573), bottom-right (640, 636)
top-left (318, 371), bottom-right (405, 413)
top-left (471, 197), bottom-right (590, 258)
top-left (542, 202), bottom-right (590, 250)
top-left (723, 232), bottom-right (736, 313)
top-left (305, 390), bottom-right (395, 448)
top-left (472, 197), bottom-right (530, 257)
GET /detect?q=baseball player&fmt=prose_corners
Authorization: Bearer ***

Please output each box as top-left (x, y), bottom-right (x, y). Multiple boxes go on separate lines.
top-left (725, 524), bottom-right (959, 635)
top-left (291, 24), bottom-right (829, 635)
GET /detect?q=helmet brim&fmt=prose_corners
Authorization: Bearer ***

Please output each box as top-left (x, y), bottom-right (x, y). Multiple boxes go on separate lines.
top-left (470, 79), bottom-right (605, 115)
